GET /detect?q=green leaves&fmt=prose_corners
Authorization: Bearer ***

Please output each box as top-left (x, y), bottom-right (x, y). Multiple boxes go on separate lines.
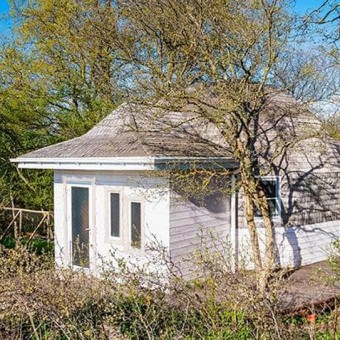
top-left (0, 0), bottom-right (123, 209)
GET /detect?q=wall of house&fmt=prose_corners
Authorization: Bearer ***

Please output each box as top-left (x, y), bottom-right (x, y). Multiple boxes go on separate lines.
top-left (236, 138), bottom-right (340, 268)
top-left (280, 171), bottom-right (340, 227)
top-left (52, 154), bottom-right (339, 278)
top-left (238, 220), bottom-right (339, 268)
top-left (237, 175), bottom-right (340, 268)
top-left (169, 190), bottom-right (232, 279)
top-left (53, 170), bottom-right (170, 275)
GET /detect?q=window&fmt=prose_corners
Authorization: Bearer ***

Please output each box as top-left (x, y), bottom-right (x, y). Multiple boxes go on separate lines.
top-left (107, 192), bottom-right (143, 250)
top-left (110, 193), bottom-right (120, 237)
top-left (130, 202), bottom-right (142, 249)
top-left (255, 177), bottom-right (279, 217)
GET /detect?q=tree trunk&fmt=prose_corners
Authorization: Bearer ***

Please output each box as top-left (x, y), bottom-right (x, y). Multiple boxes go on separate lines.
top-left (240, 166), bottom-right (277, 291)
top-left (243, 188), bottom-right (263, 274)
top-left (257, 190), bottom-right (276, 271)
top-left (255, 190), bottom-right (277, 292)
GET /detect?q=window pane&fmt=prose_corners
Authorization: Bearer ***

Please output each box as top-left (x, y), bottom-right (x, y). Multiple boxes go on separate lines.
top-left (255, 179), bottom-right (279, 217)
top-left (71, 187), bottom-right (89, 268)
top-left (260, 179), bottom-right (277, 199)
top-left (110, 193), bottom-right (120, 237)
top-left (267, 198), bottom-right (278, 216)
top-left (131, 202), bottom-right (141, 249)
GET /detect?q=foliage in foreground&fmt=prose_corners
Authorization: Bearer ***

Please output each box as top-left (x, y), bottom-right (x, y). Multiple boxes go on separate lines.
top-left (0, 236), bottom-right (54, 255)
top-left (329, 239), bottom-right (340, 283)
top-left (0, 245), bottom-right (339, 339)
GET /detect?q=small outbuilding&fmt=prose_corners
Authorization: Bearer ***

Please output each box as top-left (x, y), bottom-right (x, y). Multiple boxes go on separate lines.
top-left (12, 93), bottom-right (340, 278)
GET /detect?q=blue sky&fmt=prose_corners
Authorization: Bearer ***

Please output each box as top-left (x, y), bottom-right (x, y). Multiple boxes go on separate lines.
top-left (0, 1), bottom-right (10, 14)
top-left (0, 0), bottom-right (12, 39)
top-left (294, 0), bottom-right (329, 14)
top-left (0, 0), bottom-right (334, 39)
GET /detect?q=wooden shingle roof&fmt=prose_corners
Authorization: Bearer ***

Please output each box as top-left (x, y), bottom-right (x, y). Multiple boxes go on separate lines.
top-left (19, 103), bottom-right (231, 159)
top-left (16, 91), bottom-right (339, 167)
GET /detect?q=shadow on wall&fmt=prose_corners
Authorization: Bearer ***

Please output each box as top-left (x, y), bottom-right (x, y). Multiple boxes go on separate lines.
top-left (282, 227), bottom-right (302, 267)
top-left (273, 138), bottom-right (340, 268)
top-left (258, 107), bottom-right (340, 268)
top-left (136, 97), bottom-right (340, 269)
top-left (188, 191), bottom-right (229, 214)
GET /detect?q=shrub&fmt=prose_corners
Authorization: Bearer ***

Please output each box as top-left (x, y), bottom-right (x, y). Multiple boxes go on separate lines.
top-left (329, 239), bottom-right (340, 280)
top-left (0, 235), bottom-right (16, 249)
top-left (0, 244), bottom-right (339, 339)
top-left (0, 236), bottom-right (54, 255)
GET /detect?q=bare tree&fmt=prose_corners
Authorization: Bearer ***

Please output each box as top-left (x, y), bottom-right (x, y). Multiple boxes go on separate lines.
top-left (304, 0), bottom-right (339, 26)
top-left (104, 0), bottom-right (323, 289)
top-left (301, 0), bottom-right (339, 64)
top-left (6, 0), bottom-right (337, 290)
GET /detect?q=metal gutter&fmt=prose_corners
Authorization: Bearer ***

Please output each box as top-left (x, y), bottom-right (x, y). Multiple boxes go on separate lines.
top-left (11, 156), bottom-right (239, 171)
top-left (10, 157), bottom-right (156, 171)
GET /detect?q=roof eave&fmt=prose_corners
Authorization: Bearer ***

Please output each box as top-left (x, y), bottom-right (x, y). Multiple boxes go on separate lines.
top-left (11, 156), bottom-right (239, 171)
top-left (154, 156), bottom-right (238, 170)
top-left (11, 157), bottom-right (157, 171)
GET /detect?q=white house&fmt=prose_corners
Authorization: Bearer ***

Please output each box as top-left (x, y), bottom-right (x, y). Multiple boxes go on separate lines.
top-left (12, 94), bottom-right (340, 278)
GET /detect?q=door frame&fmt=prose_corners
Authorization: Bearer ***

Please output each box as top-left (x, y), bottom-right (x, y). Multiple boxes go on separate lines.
top-left (66, 180), bottom-right (95, 271)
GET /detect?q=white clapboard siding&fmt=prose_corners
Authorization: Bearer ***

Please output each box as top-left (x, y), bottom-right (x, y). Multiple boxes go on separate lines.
top-left (238, 220), bottom-right (340, 268)
top-left (169, 191), bottom-right (231, 278)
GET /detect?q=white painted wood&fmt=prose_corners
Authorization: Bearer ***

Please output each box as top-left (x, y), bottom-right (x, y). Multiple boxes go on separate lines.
top-left (238, 220), bottom-right (340, 269)
top-left (230, 174), bottom-right (238, 272)
top-left (53, 173), bottom-right (66, 268)
top-left (16, 158), bottom-right (156, 171)
top-left (54, 169), bottom-right (339, 278)
top-left (12, 156), bottom-right (235, 171)
top-left (169, 191), bottom-right (231, 279)
top-left (53, 170), bottom-right (170, 275)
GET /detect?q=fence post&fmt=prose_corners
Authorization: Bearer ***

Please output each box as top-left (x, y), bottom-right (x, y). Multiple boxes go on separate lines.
top-left (47, 213), bottom-right (52, 242)
top-left (14, 219), bottom-right (18, 240)
top-left (19, 209), bottom-right (23, 239)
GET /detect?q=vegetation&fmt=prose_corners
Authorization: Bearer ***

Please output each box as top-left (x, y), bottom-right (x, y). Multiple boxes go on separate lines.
top-left (0, 0), bottom-right (338, 319)
top-left (0, 244), bottom-right (339, 339)
top-left (1, 0), bottom-right (122, 210)
top-left (323, 112), bottom-right (340, 141)
top-left (329, 239), bottom-right (340, 282)
top-left (0, 235), bottom-right (54, 254)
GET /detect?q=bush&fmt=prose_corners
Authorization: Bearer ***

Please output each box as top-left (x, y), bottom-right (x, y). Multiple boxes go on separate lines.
top-left (0, 235), bottom-right (16, 249)
top-left (0, 245), bottom-right (339, 339)
top-left (329, 239), bottom-right (340, 280)
top-left (0, 236), bottom-right (54, 255)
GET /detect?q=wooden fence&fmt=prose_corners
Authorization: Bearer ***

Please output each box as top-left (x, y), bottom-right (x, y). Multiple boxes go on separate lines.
top-left (0, 207), bottom-right (53, 243)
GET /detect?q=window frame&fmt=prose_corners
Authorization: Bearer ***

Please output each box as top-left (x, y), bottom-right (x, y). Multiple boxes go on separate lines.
top-left (106, 188), bottom-right (124, 243)
top-left (128, 199), bottom-right (144, 251)
top-left (254, 176), bottom-right (281, 220)
top-left (108, 191), bottom-right (122, 240)
top-left (105, 189), bottom-right (145, 251)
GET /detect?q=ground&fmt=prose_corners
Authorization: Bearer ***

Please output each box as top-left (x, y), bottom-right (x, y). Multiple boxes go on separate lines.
top-left (281, 261), bottom-right (340, 314)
